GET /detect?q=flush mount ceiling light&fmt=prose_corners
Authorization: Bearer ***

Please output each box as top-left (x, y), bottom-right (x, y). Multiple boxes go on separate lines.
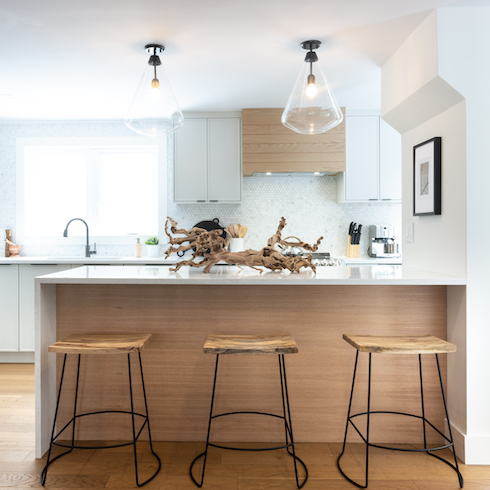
top-left (125, 43), bottom-right (184, 137)
top-left (281, 40), bottom-right (343, 135)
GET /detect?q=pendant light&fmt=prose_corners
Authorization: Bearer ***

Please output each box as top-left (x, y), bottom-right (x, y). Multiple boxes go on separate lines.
top-left (282, 40), bottom-right (343, 135)
top-left (125, 43), bottom-right (184, 137)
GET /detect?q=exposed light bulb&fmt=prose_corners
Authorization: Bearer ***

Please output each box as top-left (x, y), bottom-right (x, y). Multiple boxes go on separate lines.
top-left (306, 82), bottom-right (317, 98)
top-left (124, 43), bottom-right (184, 137)
top-left (281, 40), bottom-right (343, 135)
top-left (150, 78), bottom-right (160, 100)
top-left (306, 74), bottom-right (317, 98)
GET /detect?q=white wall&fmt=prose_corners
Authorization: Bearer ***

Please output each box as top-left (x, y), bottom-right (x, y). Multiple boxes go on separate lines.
top-left (382, 12), bottom-right (464, 134)
top-left (382, 6), bottom-right (490, 464)
top-left (437, 7), bottom-right (490, 464)
top-left (402, 101), bottom-right (466, 278)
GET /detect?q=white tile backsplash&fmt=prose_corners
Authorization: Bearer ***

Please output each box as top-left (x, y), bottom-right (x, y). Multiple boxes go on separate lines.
top-left (0, 121), bottom-right (401, 257)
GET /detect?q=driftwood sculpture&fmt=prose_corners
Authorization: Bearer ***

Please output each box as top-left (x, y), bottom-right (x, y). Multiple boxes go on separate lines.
top-left (165, 217), bottom-right (323, 274)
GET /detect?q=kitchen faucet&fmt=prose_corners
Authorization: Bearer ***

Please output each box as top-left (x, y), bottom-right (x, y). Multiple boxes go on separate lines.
top-left (63, 218), bottom-right (97, 257)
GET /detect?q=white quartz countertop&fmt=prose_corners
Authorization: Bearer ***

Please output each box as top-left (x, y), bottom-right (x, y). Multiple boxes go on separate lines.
top-left (35, 264), bottom-right (466, 286)
top-left (332, 255), bottom-right (402, 265)
top-left (0, 256), bottom-right (178, 264)
top-left (1, 255), bottom-right (400, 266)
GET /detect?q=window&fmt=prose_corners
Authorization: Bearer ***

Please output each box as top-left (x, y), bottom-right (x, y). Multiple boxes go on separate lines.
top-left (17, 137), bottom-right (166, 244)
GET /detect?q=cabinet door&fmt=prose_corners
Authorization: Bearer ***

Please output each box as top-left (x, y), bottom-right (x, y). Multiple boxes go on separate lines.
top-left (19, 264), bottom-right (69, 351)
top-left (207, 118), bottom-right (241, 202)
top-left (174, 119), bottom-right (207, 202)
top-left (0, 265), bottom-right (19, 351)
top-left (345, 116), bottom-right (379, 201)
top-left (379, 119), bottom-right (402, 201)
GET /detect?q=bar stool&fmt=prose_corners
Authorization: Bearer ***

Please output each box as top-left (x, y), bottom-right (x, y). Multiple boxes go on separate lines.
top-left (337, 334), bottom-right (464, 489)
top-left (190, 333), bottom-right (308, 488)
top-left (40, 334), bottom-right (161, 487)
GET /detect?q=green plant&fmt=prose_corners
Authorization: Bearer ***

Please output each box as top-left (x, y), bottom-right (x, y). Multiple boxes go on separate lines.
top-left (144, 237), bottom-right (159, 245)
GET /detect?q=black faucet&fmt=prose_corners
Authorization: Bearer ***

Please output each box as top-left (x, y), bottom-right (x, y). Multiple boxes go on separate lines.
top-left (63, 218), bottom-right (97, 258)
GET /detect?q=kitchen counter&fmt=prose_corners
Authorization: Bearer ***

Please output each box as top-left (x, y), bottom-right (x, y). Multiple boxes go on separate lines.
top-left (36, 264), bottom-right (465, 286)
top-left (332, 255), bottom-right (402, 265)
top-left (0, 256), bottom-right (178, 264)
top-left (35, 264), bottom-right (462, 458)
top-left (1, 254), bottom-right (402, 266)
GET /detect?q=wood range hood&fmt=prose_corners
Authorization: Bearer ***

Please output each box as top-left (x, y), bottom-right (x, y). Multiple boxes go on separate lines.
top-left (242, 108), bottom-right (346, 176)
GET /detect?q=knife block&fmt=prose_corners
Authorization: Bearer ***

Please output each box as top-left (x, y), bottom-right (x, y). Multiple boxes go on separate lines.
top-left (347, 236), bottom-right (360, 258)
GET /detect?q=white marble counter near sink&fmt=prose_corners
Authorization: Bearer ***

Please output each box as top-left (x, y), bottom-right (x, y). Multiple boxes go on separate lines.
top-left (0, 256), bottom-right (179, 264)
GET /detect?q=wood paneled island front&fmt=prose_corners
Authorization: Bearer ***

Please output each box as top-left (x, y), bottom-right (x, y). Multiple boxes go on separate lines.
top-left (35, 265), bottom-right (465, 458)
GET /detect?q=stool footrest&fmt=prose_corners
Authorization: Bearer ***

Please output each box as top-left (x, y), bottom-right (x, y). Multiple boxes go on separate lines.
top-left (209, 442), bottom-right (293, 451)
top-left (348, 410), bottom-right (452, 447)
top-left (53, 410), bottom-right (149, 444)
top-left (41, 351), bottom-right (161, 487)
top-left (211, 410), bottom-right (286, 421)
top-left (190, 353), bottom-right (307, 488)
top-left (337, 350), bottom-right (464, 489)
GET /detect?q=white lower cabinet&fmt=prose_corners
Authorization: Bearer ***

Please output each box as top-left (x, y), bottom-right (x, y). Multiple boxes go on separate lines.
top-left (19, 264), bottom-right (69, 351)
top-left (0, 264), bottom-right (70, 357)
top-left (0, 265), bottom-right (19, 351)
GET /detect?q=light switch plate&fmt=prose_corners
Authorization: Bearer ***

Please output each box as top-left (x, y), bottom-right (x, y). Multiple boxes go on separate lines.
top-left (405, 222), bottom-right (414, 243)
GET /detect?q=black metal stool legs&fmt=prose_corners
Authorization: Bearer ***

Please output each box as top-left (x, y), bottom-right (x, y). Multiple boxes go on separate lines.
top-left (337, 351), bottom-right (464, 488)
top-left (434, 354), bottom-right (464, 487)
top-left (189, 354), bottom-right (220, 487)
top-left (278, 354), bottom-right (308, 488)
top-left (337, 350), bottom-right (371, 488)
top-left (41, 354), bottom-right (72, 485)
top-left (40, 353), bottom-right (161, 487)
top-left (128, 352), bottom-right (162, 487)
top-left (190, 354), bottom-right (308, 488)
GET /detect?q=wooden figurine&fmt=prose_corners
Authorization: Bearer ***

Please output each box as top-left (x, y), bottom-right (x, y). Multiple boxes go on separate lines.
top-left (165, 217), bottom-right (323, 274)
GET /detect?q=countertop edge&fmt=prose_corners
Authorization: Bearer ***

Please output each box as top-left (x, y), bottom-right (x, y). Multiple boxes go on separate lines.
top-left (34, 265), bottom-right (466, 286)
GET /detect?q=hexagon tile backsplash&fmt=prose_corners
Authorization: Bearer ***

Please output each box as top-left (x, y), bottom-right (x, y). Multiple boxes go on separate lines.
top-left (0, 121), bottom-right (401, 258)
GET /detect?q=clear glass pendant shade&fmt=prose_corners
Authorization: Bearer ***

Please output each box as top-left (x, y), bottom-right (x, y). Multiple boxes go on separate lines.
top-left (282, 61), bottom-right (343, 135)
top-left (125, 62), bottom-right (184, 137)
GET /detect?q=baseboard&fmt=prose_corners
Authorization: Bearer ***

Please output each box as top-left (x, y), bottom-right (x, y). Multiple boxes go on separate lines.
top-left (0, 352), bottom-right (35, 363)
top-left (446, 419), bottom-right (490, 465)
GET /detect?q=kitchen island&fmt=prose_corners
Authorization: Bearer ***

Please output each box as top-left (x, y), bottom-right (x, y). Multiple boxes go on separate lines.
top-left (35, 265), bottom-right (465, 458)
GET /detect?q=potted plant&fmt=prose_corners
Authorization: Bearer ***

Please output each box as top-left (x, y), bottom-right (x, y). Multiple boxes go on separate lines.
top-left (144, 237), bottom-right (160, 258)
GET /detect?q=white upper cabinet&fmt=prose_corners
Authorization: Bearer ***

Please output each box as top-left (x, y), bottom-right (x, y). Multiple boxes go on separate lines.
top-left (337, 115), bottom-right (401, 202)
top-left (174, 119), bottom-right (207, 202)
top-left (174, 114), bottom-right (242, 203)
top-left (379, 119), bottom-right (402, 200)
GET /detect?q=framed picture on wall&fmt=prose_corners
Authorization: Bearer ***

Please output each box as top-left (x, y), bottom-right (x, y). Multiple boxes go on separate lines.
top-left (413, 137), bottom-right (441, 216)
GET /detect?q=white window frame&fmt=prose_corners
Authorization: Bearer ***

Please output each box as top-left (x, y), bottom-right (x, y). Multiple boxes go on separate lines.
top-left (16, 137), bottom-right (167, 246)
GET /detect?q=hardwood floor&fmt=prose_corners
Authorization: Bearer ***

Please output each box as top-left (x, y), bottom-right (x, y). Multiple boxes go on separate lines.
top-left (1, 364), bottom-right (489, 489)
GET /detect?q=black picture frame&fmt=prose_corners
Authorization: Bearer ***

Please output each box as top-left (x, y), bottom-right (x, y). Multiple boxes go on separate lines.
top-left (413, 137), bottom-right (441, 216)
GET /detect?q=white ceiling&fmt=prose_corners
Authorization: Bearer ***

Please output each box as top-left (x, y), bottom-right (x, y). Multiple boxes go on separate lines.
top-left (0, 0), bottom-right (483, 121)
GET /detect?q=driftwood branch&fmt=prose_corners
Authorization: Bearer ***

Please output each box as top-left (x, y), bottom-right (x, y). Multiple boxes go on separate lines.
top-left (165, 216), bottom-right (323, 274)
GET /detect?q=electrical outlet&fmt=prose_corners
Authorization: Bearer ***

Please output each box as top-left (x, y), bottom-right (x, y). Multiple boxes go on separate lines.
top-left (405, 222), bottom-right (414, 243)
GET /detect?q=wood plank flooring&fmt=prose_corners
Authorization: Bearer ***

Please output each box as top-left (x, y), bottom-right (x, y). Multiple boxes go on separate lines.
top-left (2, 364), bottom-right (490, 489)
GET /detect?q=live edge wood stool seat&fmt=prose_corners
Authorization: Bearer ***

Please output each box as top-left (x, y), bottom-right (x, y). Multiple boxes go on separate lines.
top-left (190, 333), bottom-right (308, 488)
top-left (41, 334), bottom-right (161, 487)
top-left (338, 334), bottom-right (464, 489)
